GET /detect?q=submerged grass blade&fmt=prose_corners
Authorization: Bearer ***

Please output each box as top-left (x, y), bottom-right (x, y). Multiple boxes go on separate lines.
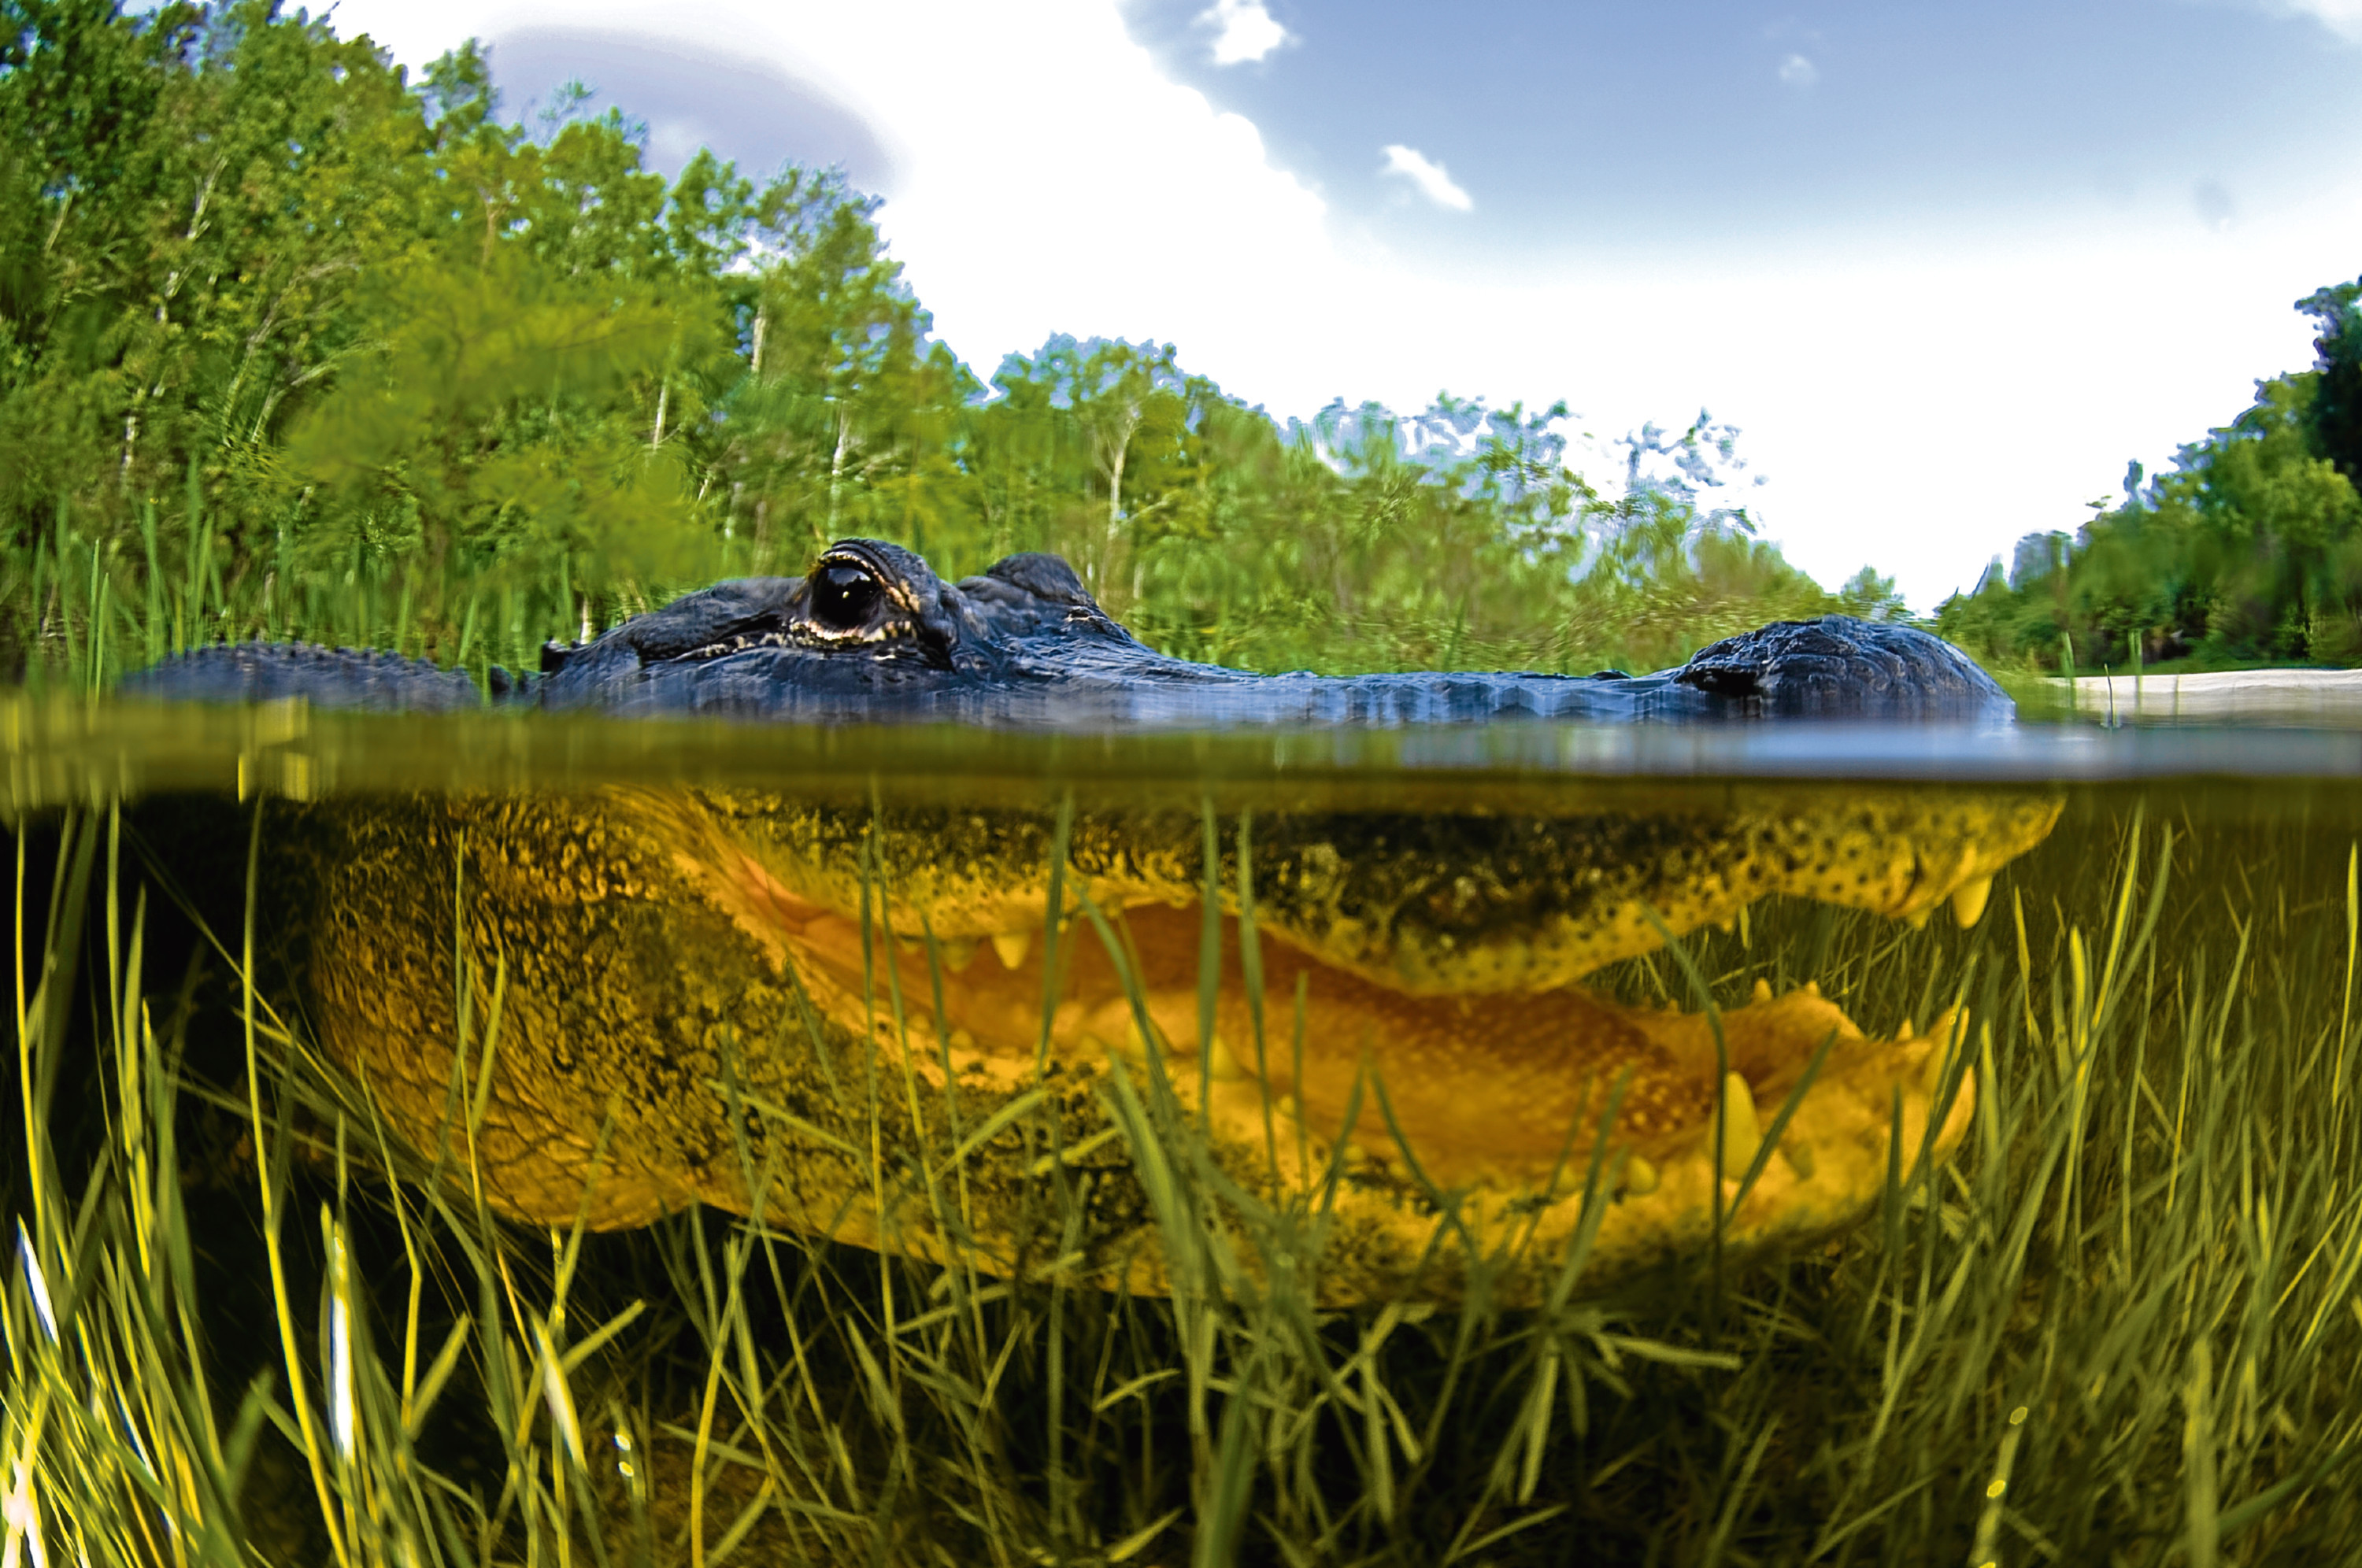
top-left (9, 786), bottom-right (2362, 1563)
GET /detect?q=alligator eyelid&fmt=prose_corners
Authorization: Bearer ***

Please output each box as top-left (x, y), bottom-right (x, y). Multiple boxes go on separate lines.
top-left (814, 548), bottom-right (923, 618)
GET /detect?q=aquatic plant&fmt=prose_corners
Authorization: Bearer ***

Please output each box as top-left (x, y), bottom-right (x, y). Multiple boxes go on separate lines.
top-left (5, 786), bottom-right (2360, 1564)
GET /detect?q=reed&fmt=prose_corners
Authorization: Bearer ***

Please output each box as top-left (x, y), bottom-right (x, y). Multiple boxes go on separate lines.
top-left (3, 790), bottom-right (2360, 1564)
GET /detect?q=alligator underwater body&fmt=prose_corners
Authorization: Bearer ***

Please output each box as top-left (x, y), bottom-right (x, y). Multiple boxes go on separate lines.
top-left (134, 538), bottom-right (2062, 1303)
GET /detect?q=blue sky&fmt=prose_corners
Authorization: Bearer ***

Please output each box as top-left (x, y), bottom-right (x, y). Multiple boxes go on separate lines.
top-left (1127, 0), bottom-right (2362, 253)
top-left (336, 0), bottom-right (2362, 610)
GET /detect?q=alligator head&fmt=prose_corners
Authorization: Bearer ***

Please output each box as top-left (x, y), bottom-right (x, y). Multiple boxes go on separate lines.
top-left (135, 537), bottom-right (2017, 726)
top-left (131, 541), bottom-right (2053, 1302)
top-left (296, 782), bottom-right (2057, 1307)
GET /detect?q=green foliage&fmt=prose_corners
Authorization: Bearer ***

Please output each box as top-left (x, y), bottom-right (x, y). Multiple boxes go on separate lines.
top-left (1834, 564), bottom-right (1908, 621)
top-left (279, 250), bottom-right (714, 594)
top-left (2299, 276), bottom-right (2362, 488)
top-left (0, 0), bottom-right (1874, 689)
top-left (1, 0), bottom-right (419, 523)
top-left (720, 169), bottom-right (979, 564)
top-left (1940, 286), bottom-right (2362, 671)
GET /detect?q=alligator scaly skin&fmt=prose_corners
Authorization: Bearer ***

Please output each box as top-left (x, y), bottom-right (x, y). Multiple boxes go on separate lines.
top-left (126, 539), bottom-right (2012, 727)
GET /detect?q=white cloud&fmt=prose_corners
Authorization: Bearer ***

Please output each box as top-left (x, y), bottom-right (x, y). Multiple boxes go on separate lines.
top-left (1778, 52), bottom-right (1819, 87)
top-left (1381, 144), bottom-right (1473, 211)
top-left (1200, 0), bottom-right (1290, 65)
top-left (2264, 0), bottom-right (2362, 42)
top-left (644, 118), bottom-right (705, 166)
top-left (302, 0), bottom-right (2362, 612)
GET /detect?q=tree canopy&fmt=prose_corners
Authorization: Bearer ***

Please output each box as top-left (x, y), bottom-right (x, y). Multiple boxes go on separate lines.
top-left (0, 0), bottom-right (2023, 689)
top-left (1938, 283), bottom-right (2362, 672)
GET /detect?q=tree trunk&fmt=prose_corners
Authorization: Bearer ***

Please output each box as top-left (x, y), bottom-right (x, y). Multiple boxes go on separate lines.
top-left (828, 405), bottom-right (853, 535)
top-left (1098, 413), bottom-right (1139, 601)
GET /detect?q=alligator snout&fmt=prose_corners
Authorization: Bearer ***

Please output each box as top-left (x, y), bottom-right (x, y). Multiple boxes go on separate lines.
top-left (292, 783), bottom-right (2060, 1304)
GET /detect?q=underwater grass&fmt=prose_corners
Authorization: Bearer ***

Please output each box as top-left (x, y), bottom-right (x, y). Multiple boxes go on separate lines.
top-left (4, 789), bottom-right (2362, 1565)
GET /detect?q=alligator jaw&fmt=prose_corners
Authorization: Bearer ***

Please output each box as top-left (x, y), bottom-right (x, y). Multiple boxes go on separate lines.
top-left (669, 787), bottom-right (2064, 1002)
top-left (700, 853), bottom-right (1984, 1284)
top-left (297, 787), bottom-right (2035, 1304)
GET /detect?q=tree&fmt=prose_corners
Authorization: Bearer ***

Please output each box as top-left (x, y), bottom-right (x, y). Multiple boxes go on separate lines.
top-left (984, 336), bottom-right (1191, 612)
top-left (2299, 276), bottom-right (2362, 487)
top-left (1836, 566), bottom-right (1907, 621)
top-left (0, 0), bottom-right (426, 533)
top-left (718, 169), bottom-right (977, 563)
top-left (0, 1), bottom-right (1887, 682)
top-left (1935, 353), bottom-right (2362, 668)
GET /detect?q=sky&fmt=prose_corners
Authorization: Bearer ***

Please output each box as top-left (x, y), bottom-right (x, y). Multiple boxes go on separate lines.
top-left (326, 0), bottom-right (2362, 610)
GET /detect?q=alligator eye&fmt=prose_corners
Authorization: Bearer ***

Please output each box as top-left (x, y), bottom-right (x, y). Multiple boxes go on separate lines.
top-left (811, 563), bottom-right (883, 633)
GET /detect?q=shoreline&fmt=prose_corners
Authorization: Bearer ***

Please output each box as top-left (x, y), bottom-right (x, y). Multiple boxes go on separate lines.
top-left (2064, 667), bottom-right (2362, 721)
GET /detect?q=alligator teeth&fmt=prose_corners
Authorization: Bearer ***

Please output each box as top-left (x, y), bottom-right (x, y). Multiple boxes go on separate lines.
top-left (1897, 1018), bottom-right (1916, 1041)
top-left (990, 930), bottom-right (1034, 970)
top-left (1920, 1009), bottom-right (1968, 1095)
top-left (1623, 1154), bottom-right (1660, 1196)
top-left (936, 938), bottom-right (978, 971)
top-left (1752, 978), bottom-right (1774, 1003)
top-left (1903, 908), bottom-right (1931, 931)
top-left (1950, 876), bottom-right (1994, 929)
top-left (1087, 997), bottom-right (1162, 1063)
top-left (1716, 1072), bottom-right (1762, 1181)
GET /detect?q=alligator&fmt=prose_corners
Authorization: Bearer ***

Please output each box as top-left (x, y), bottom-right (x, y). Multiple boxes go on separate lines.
top-left (131, 539), bottom-right (2060, 1303)
top-left (141, 538), bottom-right (2016, 724)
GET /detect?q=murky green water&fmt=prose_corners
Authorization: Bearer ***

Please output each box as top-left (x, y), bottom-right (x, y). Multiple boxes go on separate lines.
top-left (7, 699), bottom-right (2361, 1564)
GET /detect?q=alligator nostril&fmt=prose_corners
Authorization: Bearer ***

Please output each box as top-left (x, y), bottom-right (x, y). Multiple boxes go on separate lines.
top-left (812, 563), bottom-right (883, 633)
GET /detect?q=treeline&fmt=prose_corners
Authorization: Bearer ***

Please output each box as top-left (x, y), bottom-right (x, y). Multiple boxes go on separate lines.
top-left (2, 1), bottom-right (1907, 690)
top-left (1937, 283), bottom-right (2362, 671)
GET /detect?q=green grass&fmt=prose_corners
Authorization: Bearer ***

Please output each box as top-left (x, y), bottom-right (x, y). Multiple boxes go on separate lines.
top-left (6, 786), bottom-right (2362, 1566)
top-left (0, 495), bottom-right (730, 704)
top-left (1, 490), bottom-right (2016, 704)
